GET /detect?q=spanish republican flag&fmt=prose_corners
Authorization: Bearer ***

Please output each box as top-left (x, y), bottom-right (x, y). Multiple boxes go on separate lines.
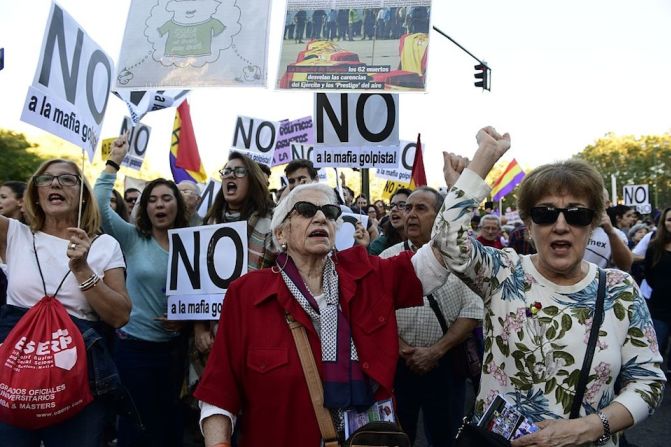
top-left (409, 133), bottom-right (427, 188)
top-left (491, 159), bottom-right (525, 201)
top-left (170, 100), bottom-right (207, 184)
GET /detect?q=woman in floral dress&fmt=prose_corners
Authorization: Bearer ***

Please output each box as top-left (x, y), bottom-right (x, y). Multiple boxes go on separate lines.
top-left (433, 127), bottom-right (665, 447)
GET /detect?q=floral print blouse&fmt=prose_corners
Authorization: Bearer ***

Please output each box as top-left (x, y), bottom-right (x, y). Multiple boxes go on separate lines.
top-left (431, 169), bottom-right (665, 445)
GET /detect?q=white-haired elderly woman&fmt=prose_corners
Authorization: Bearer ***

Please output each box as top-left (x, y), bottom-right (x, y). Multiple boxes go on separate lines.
top-left (194, 182), bottom-right (457, 447)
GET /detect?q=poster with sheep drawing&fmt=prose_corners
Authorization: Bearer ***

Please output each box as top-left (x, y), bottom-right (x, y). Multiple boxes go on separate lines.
top-left (116, 0), bottom-right (270, 89)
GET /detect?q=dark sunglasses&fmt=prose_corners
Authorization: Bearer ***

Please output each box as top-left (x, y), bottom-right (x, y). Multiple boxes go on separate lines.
top-left (289, 201), bottom-right (342, 221)
top-left (530, 206), bottom-right (595, 227)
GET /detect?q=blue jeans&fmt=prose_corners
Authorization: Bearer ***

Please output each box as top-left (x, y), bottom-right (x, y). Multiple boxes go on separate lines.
top-left (0, 399), bottom-right (106, 446)
top-left (395, 354), bottom-right (466, 447)
top-left (652, 319), bottom-right (670, 370)
top-left (115, 335), bottom-right (186, 447)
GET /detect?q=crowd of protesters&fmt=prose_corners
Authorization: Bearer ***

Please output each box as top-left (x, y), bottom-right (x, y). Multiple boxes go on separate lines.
top-left (0, 126), bottom-right (668, 447)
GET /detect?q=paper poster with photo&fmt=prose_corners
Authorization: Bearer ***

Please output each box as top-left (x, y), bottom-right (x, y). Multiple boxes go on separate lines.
top-left (116, 0), bottom-right (271, 89)
top-left (335, 213), bottom-right (369, 251)
top-left (20, 2), bottom-right (114, 161)
top-left (231, 115), bottom-right (279, 167)
top-left (166, 222), bottom-right (248, 320)
top-left (376, 140), bottom-right (420, 182)
top-left (277, 1), bottom-right (431, 91)
top-left (271, 116), bottom-right (315, 166)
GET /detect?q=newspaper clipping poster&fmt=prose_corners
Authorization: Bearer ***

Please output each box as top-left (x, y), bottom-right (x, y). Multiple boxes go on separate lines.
top-left (116, 0), bottom-right (272, 89)
top-left (277, 1), bottom-right (431, 91)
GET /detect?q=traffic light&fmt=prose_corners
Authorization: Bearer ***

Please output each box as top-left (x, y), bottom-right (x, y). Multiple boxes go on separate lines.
top-left (474, 63), bottom-right (490, 90)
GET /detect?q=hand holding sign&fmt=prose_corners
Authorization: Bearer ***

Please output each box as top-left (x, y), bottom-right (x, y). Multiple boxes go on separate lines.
top-left (335, 213), bottom-right (369, 251)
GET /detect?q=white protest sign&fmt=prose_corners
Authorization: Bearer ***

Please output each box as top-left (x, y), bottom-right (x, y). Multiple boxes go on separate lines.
top-left (376, 141), bottom-right (421, 183)
top-left (117, 116), bottom-right (151, 170)
top-left (124, 175), bottom-right (147, 194)
top-left (197, 178), bottom-right (222, 218)
top-left (231, 115), bottom-right (279, 167)
top-left (623, 185), bottom-right (651, 214)
top-left (167, 222), bottom-right (248, 320)
top-left (286, 143), bottom-right (327, 180)
top-left (116, 0), bottom-right (271, 89)
top-left (21, 3), bottom-right (114, 161)
top-left (314, 93), bottom-right (399, 148)
top-left (335, 213), bottom-right (369, 251)
top-left (312, 146), bottom-right (399, 169)
top-left (113, 89), bottom-right (188, 125)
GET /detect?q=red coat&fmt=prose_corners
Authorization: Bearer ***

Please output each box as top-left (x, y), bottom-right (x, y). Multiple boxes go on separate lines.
top-left (194, 246), bottom-right (423, 447)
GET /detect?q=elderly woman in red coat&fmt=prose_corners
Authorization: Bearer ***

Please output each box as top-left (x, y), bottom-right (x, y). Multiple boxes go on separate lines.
top-left (194, 181), bottom-right (457, 447)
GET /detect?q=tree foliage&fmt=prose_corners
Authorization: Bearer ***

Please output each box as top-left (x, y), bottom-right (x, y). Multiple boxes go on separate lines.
top-left (574, 133), bottom-right (671, 209)
top-left (0, 130), bottom-right (48, 182)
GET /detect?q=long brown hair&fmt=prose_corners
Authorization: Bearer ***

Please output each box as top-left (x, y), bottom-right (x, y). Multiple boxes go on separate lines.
top-left (23, 159), bottom-right (100, 237)
top-left (648, 207), bottom-right (671, 267)
top-left (135, 178), bottom-right (189, 238)
top-left (204, 152), bottom-right (273, 223)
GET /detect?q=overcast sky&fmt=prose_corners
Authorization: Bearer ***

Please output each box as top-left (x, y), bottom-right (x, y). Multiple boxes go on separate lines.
top-left (1, 0), bottom-right (670, 186)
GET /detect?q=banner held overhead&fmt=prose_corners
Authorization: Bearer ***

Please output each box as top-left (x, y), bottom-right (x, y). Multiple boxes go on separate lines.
top-left (116, 0), bottom-right (272, 89)
top-left (20, 2), bottom-right (114, 161)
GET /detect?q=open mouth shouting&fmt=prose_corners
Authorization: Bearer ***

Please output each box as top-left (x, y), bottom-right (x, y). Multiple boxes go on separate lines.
top-left (47, 193), bottom-right (66, 205)
top-left (550, 239), bottom-right (572, 255)
top-left (225, 182), bottom-right (238, 195)
top-left (308, 228), bottom-right (329, 239)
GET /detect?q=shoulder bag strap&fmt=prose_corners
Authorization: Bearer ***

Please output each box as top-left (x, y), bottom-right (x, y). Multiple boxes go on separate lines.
top-left (286, 313), bottom-right (340, 447)
top-left (569, 268), bottom-right (607, 419)
top-left (426, 295), bottom-right (448, 335)
top-left (403, 240), bottom-right (449, 335)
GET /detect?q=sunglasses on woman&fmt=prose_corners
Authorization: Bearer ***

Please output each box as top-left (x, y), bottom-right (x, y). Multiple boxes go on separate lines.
top-left (529, 206), bottom-right (595, 227)
top-left (289, 201), bottom-right (342, 221)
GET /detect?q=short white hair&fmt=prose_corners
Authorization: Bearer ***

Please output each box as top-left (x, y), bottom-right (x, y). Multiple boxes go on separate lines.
top-left (480, 214), bottom-right (501, 228)
top-left (271, 183), bottom-right (341, 249)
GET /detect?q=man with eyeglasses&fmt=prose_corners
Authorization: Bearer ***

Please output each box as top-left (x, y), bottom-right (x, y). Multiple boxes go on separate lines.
top-left (380, 186), bottom-right (482, 446)
top-left (368, 188), bottom-right (411, 255)
top-left (477, 214), bottom-right (504, 249)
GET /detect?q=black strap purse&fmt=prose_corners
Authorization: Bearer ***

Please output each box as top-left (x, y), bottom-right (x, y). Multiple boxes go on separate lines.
top-left (455, 268), bottom-right (607, 447)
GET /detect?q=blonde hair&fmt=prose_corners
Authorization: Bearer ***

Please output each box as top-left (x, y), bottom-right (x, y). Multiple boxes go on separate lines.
top-left (24, 159), bottom-right (101, 237)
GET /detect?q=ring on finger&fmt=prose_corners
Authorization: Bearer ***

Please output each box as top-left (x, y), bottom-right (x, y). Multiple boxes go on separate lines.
top-left (69, 243), bottom-right (77, 250)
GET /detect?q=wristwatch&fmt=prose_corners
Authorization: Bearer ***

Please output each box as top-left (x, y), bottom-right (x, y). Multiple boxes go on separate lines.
top-left (595, 411), bottom-right (611, 446)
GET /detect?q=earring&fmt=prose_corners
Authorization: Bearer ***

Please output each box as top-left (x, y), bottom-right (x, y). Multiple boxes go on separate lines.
top-left (281, 242), bottom-right (287, 251)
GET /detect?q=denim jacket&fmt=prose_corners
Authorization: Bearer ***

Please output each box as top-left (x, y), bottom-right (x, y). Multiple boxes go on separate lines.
top-left (0, 304), bottom-right (142, 428)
